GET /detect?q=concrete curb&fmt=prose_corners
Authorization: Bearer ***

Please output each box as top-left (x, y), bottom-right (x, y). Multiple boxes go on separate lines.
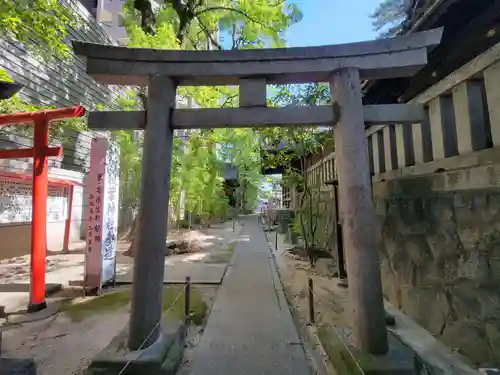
top-left (385, 302), bottom-right (481, 375)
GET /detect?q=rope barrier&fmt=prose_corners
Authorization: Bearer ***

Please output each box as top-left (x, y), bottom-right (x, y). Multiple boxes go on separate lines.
top-left (116, 283), bottom-right (189, 375)
top-left (306, 282), bottom-right (366, 375)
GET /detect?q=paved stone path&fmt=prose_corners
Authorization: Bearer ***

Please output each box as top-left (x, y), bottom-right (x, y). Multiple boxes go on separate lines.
top-left (188, 216), bottom-right (314, 375)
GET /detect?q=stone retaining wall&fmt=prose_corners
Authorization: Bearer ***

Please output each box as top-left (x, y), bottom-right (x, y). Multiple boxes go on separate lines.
top-left (373, 162), bottom-right (500, 367)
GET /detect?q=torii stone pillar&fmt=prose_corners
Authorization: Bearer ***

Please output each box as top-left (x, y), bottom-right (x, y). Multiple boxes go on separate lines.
top-left (128, 75), bottom-right (177, 349)
top-left (330, 68), bottom-right (388, 354)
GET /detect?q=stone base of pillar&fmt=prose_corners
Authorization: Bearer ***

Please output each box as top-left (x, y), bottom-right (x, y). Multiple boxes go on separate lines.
top-left (89, 320), bottom-right (186, 375)
top-left (357, 334), bottom-right (415, 374)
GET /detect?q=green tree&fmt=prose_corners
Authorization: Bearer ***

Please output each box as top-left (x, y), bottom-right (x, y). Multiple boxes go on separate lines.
top-left (0, 0), bottom-right (83, 135)
top-left (129, 0), bottom-right (302, 48)
top-left (370, 0), bottom-right (411, 38)
top-left (218, 128), bottom-right (263, 213)
top-left (260, 83), bottom-right (334, 266)
top-left (0, 70), bottom-right (86, 139)
top-left (119, 0), bottom-right (302, 239)
top-left (0, 0), bottom-right (75, 59)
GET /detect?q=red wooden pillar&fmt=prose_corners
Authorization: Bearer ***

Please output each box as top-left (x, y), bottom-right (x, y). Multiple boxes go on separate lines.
top-left (0, 106), bottom-right (86, 312)
top-left (28, 116), bottom-right (50, 312)
top-left (63, 185), bottom-right (74, 251)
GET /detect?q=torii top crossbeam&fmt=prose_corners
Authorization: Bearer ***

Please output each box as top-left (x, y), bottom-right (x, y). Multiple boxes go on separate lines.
top-left (73, 28), bottom-right (442, 86)
top-left (73, 28), bottom-right (442, 132)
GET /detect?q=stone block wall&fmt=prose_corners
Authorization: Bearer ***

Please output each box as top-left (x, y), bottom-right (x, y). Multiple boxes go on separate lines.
top-left (373, 162), bottom-right (500, 367)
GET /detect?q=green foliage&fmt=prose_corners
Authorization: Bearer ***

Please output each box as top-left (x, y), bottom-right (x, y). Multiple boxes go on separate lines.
top-left (0, 0), bottom-right (84, 137)
top-left (219, 128), bottom-right (263, 213)
top-left (0, 68), bottom-right (87, 141)
top-left (0, 0), bottom-right (75, 59)
top-left (261, 83), bottom-right (334, 252)
top-left (127, 0), bottom-right (302, 49)
top-left (110, 90), bottom-right (144, 234)
top-left (370, 0), bottom-right (410, 38)
top-left (118, 0), bottom-right (302, 224)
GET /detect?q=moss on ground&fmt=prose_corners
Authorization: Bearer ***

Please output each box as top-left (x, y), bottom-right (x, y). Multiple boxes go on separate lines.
top-left (60, 289), bottom-right (132, 322)
top-left (61, 286), bottom-right (208, 325)
top-left (161, 285), bottom-right (208, 325)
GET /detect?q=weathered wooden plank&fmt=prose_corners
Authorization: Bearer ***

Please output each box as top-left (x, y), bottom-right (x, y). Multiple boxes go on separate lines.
top-left (371, 133), bottom-right (381, 173)
top-left (452, 80), bottom-right (489, 154)
top-left (88, 104), bottom-right (427, 130)
top-left (395, 125), bottom-right (406, 168)
top-left (363, 104), bottom-right (425, 125)
top-left (484, 61), bottom-right (500, 146)
top-left (83, 48), bottom-right (429, 86)
top-left (73, 28), bottom-right (442, 63)
top-left (412, 39), bottom-right (500, 104)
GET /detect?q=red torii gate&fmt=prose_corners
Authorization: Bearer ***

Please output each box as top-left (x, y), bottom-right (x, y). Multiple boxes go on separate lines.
top-left (0, 106), bottom-right (86, 312)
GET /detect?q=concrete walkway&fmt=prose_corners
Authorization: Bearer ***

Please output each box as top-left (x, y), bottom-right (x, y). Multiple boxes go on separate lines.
top-left (188, 216), bottom-right (314, 375)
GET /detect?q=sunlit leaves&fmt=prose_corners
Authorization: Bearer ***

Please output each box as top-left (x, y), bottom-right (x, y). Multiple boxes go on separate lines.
top-left (119, 0), bottom-right (303, 217)
top-left (125, 0), bottom-right (302, 50)
top-left (370, 0), bottom-right (411, 38)
top-left (0, 0), bottom-right (75, 60)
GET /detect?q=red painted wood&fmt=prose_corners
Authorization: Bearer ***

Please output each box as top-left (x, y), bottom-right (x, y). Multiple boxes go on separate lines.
top-left (63, 185), bottom-right (74, 251)
top-left (0, 146), bottom-right (62, 159)
top-left (0, 170), bottom-right (81, 187)
top-left (29, 117), bottom-right (50, 309)
top-left (0, 106), bottom-right (86, 312)
top-left (0, 106), bottom-right (85, 126)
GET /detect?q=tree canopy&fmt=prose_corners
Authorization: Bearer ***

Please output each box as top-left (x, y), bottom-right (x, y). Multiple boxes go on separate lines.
top-left (118, 0), bottom-right (305, 232)
top-left (370, 0), bottom-right (411, 38)
top-left (0, 0), bottom-right (75, 59)
top-left (129, 0), bottom-right (302, 49)
top-left (0, 0), bottom-right (307, 236)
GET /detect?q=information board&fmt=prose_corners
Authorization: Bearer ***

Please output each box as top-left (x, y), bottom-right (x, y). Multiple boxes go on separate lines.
top-left (0, 175), bottom-right (69, 224)
top-left (84, 137), bottom-right (120, 291)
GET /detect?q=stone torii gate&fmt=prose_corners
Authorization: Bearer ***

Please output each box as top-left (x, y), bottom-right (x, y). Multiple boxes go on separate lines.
top-left (73, 27), bottom-right (442, 355)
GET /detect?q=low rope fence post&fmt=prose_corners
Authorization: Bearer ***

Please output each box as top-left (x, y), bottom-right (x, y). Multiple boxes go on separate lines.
top-left (117, 283), bottom-right (188, 375)
top-left (308, 277), bottom-right (315, 325)
top-left (185, 276), bottom-right (191, 323)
